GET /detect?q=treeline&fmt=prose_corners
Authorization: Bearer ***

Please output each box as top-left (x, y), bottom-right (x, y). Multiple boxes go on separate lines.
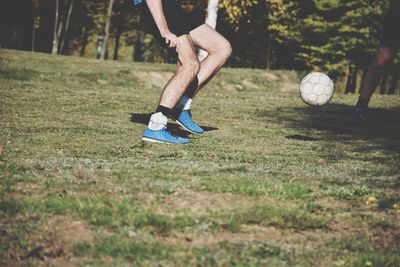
top-left (0, 0), bottom-right (398, 93)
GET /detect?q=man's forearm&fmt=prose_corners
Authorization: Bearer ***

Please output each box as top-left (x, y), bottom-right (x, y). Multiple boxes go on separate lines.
top-left (146, 0), bottom-right (168, 33)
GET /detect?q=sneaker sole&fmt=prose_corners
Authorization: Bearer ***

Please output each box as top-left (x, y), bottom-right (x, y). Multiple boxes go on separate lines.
top-left (142, 137), bottom-right (188, 145)
top-left (175, 120), bottom-right (204, 135)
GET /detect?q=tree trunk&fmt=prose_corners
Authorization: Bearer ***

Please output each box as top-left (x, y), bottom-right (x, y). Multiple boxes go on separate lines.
top-left (80, 26), bottom-right (88, 57)
top-left (358, 64), bottom-right (368, 93)
top-left (387, 65), bottom-right (399, 95)
top-left (134, 34), bottom-right (145, 62)
top-left (32, 13), bottom-right (37, 52)
top-left (55, 0), bottom-right (67, 54)
top-left (101, 0), bottom-right (115, 60)
top-left (198, 0), bottom-right (219, 61)
top-left (113, 22), bottom-right (122, 60)
top-left (345, 64), bottom-right (357, 94)
top-left (379, 73), bottom-right (388, 94)
top-left (266, 37), bottom-right (272, 69)
top-left (52, 0), bottom-right (60, 54)
top-left (60, 0), bottom-right (74, 54)
top-left (350, 68), bottom-right (357, 93)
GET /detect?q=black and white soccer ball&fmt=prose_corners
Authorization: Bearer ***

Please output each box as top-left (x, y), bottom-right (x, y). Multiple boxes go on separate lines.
top-left (299, 72), bottom-right (334, 106)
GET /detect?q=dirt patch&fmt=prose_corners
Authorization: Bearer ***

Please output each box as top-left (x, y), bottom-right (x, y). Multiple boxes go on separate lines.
top-left (45, 215), bottom-right (93, 243)
top-left (13, 181), bottom-right (41, 192)
top-left (31, 215), bottom-right (93, 266)
top-left (152, 224), bottom-right (340, 250)
top-left (220, 80), bottom-right (241, 92)
top-left (282, 81), bottom-right (299, 92)
top-left (136, 71), bottom-right (174, 88)
top-left (315, 198), bottom-right (351, 210)
top-left (281, 75), bottom-right (299, 92)
top-left (242, 79), bottom-right (259, 90)
top-left (1, 215), bottom-right (93, 267)
top-left (137, 188), bottom-right (256, 213)
top-left (183, 226), bottom-right (283, 248)
top-left (262, 72), bottom-right (280, 81)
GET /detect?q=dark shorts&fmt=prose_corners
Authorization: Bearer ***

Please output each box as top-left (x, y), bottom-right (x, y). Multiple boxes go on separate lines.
top-left (140, 0), bottom-right (204, 47)
top-left (380, 0), bottom-right (400, 48)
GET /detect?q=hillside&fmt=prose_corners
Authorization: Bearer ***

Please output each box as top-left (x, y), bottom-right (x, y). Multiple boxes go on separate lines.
top-left (0, 49), bottom-right (399, 266)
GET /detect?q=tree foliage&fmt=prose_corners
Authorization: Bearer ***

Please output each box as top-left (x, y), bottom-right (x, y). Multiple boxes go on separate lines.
top-left (0, 0), bottom-right (398, 82)
top-left (220, 0), bottom-right (391, 77)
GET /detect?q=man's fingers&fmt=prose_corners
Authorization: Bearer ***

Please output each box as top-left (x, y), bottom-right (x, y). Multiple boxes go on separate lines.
top-left (175, 38), bottom-right (180, 51)
top-left (170, 37), bottom-right (176, 48)
top-left (172, 36), bottom-right (178, 48)
top-left (163, 33), bottom-right (179, 49)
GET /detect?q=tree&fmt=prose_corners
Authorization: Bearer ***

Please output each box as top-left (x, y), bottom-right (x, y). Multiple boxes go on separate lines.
top-left (100, 0), bottom-right (115, 60)
top-left (220, 0), bottom-right (258, 27)
top-left (307, 0), bottom-right (387, 92)
top-left (51, 0), bottom-right (76, 55)
top-left (52, 0), bottom-right (60, 54)
top-left (60, 0), bottom-right (75, 54)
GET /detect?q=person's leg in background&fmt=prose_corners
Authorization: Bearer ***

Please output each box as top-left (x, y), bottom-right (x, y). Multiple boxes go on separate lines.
top-left (352, 0), bottom-right (399, 121)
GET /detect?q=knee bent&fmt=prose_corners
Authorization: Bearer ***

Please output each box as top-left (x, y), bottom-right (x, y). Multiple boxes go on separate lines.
top-left (375, 50), bottom-right (394, 68)
top-left (184, 60), bottom-right (201, 77)
top-left (218, 40), bottom-right (232, 61)
top-left (375, 56), bottom-right (391, 68)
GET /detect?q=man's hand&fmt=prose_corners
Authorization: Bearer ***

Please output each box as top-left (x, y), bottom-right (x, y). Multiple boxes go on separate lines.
top-left (160, 29), bottom-right (180, 51)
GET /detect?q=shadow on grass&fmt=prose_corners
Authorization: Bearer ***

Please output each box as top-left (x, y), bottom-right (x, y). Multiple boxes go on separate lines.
top-left (260, 103), bottom-right (400, 146)
top-left (286, 135), bottom-right (320, 141)
top-left (259, 103), bottom-right (400, 176)
top-left (0, 67), bottom-right (39, 81)
top-left (130, 113), bottom-right (219, 138)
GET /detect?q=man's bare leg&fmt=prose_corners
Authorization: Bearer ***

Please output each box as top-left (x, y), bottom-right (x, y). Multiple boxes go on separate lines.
top-left (159, 35), bottom-right (200, 109)
top-left (143, 34), bottom-right (200, 143)
top-left (172, 25), bottom-right (231, 134)
top-left (359, 46), bottom-right (395, 103)
top-left (175, 25), bottom-right (232, 103)
top-left (351, 46), bottom-right (396, 121)
top-left (189, 24), bottom-right (232, 95)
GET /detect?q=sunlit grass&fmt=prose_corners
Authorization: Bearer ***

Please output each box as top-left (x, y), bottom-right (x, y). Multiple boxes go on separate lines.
top-left (1, 49), bottom-right (399, 266)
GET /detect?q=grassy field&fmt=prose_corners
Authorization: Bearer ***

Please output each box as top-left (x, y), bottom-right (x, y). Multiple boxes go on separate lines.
top-left (0, 49), bottom-right (399, 267)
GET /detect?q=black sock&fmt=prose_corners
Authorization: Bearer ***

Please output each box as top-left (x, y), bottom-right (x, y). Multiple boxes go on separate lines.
top-left (156, 105), bottom-right (173, 118)
top-left (356, 98), bottom-right (369, 109)
top-left (184, 78), bottom-right (199, 99)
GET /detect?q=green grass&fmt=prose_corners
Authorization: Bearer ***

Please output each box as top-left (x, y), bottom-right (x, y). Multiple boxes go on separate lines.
top-left (0, 49), bottom-right (399, 266)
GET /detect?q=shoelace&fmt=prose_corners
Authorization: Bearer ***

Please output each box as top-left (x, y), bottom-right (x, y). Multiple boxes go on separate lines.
top-left (163, 129), bottom-right (180, 140)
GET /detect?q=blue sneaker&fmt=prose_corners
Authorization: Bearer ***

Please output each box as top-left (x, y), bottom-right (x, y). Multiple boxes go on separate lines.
top-left (142, 128), bottom-right (189, 144)
top-left (175, 110), bottom-right (204, 134)
top-left (351, 107), bottom-right (368, 121)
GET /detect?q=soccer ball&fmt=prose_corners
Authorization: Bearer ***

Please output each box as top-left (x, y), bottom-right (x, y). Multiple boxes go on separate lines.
top-left (299, 72), bottom-right (334, 106)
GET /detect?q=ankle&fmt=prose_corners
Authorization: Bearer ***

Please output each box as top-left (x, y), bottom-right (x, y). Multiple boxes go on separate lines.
top-left (356, 97), bottom-right (369, 109)
top-left (156, 105), bottom-right (173, 117)
top-left (177, 95), bottom-right (192, 111)
top-left (148, 110), bottom-right (168, 131)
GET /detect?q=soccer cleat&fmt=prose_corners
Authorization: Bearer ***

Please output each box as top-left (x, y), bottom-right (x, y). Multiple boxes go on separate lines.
top-left (351, 107), bottom-right (368, 121)
top-left (174, 110), bottom-right (204, 135)
top-left (142, 128), bottom-right (189, 144)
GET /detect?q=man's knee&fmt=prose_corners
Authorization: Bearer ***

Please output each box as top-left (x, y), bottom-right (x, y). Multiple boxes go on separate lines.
top-left (183, 59), bottom-right (201, 77)
top-left (374, 47), bottom-right (394, 68)
top-left (217, 39), bottom-right (232, 61)
top-left (192, 60), bottom-right (201, 76)
top-left (375, 54), bottom-right (391, 68)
